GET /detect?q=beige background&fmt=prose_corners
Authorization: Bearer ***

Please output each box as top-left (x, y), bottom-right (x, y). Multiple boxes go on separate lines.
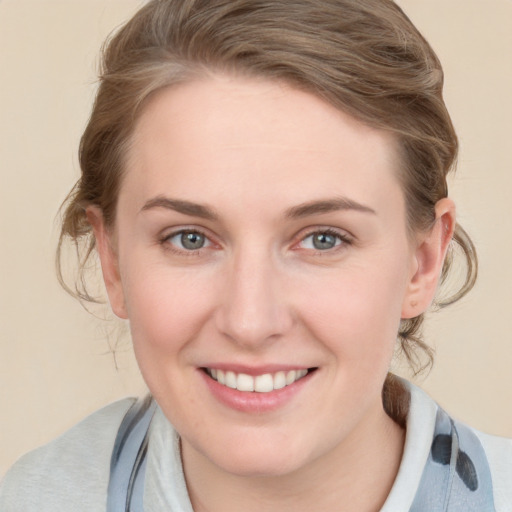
top-left (1, 0), bottom-right (511, 477)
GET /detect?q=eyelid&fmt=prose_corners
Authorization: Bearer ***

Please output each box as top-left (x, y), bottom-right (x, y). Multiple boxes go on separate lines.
top-left (158, 225), bottom-right (352, 254)
top-left (160, 226), bottom-right (218, 254)
top-left (293, 226), bottom-right (353, 251)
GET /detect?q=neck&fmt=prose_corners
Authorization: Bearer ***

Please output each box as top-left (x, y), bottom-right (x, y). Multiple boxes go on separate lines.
top-left (182, 401), bottom-right (405, 512)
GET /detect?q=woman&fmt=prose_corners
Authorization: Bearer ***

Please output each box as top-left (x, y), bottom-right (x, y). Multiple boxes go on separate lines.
top-left (1, 0), bottom-right (510, 511)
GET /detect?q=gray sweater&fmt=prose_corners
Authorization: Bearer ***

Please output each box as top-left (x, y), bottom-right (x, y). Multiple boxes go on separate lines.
top-left (1, 383), bottom-right (511, 511)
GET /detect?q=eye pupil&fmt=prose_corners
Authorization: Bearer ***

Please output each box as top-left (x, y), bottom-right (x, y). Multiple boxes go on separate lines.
top-left (313, 233), bottom-right (337, 250)
top-left (181, 232), bottom-right (205, 250)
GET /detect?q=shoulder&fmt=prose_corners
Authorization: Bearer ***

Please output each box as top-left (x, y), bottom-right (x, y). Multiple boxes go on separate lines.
top-left (389, 380), bottom-right (512, 512)
top-left (473, 429), bottom-right (512, 511)
top-left (0, 398), bottom-right (135, 512)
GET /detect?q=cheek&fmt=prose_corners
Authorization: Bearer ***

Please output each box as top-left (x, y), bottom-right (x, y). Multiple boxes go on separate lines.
top-left (121, 263), bottom-right (217, 356)
top-left (296, 259), bottom-right (408, 360)
top-left (121, 266), bottom-right (220, 409)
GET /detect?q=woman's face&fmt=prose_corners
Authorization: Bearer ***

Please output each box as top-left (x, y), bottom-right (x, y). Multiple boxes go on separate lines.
top-left (96, 75), bottom-right (440, 477)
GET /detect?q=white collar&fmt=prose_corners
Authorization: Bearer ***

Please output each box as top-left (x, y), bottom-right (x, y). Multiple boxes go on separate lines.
top-left (144, 380), bottom-right (438, 512)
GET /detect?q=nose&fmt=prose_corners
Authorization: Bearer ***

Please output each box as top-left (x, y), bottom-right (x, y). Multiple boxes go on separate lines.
top-left (215, 249), bottom-right (294, 349)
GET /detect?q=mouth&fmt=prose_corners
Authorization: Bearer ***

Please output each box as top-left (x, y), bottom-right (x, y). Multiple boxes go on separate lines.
top-left (202, 367), bottom-right (315, 393)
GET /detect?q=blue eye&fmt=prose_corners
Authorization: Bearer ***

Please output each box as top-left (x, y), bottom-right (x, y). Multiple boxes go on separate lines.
top-left (301, 231), bottom-right (345, 251)
top-left (168, 230), bottom-right (210, 250)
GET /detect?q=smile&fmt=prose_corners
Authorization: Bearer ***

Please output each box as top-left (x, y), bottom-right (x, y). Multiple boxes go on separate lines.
top-left (204, 368), bottom-right (311, 393)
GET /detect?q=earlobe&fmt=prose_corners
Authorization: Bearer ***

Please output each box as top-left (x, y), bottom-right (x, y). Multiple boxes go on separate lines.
top-left (86, 207), bottom-right (128, 319)
top-left (401, 198), bottom-right (456, 319)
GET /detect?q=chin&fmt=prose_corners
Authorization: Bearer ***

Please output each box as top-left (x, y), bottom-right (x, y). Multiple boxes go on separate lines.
top-left (195, 431), bottom-right (314, 478)
top-left (217, 453), bottom-right (305, 478)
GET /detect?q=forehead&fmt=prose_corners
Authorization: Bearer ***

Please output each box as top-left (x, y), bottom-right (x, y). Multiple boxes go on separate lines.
top-left (122, 74), bottom-right (403, 217)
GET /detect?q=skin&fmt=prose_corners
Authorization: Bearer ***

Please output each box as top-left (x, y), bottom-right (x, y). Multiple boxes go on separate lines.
top-left (88, 74), bottom-right (455, 512)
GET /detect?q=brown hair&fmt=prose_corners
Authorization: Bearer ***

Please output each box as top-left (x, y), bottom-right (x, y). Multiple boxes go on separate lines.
top-left (57, 0), bottom-right (477, 376)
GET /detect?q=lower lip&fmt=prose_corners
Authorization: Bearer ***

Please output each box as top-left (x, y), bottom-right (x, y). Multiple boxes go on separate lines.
top-left (200, 369), bottom-right (315, 413)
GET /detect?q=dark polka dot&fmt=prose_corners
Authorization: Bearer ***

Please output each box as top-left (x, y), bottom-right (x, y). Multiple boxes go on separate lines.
top-left (432, 434), bottom-right (452, 465)
top-left (431, 433), bottom-right (479, 492)
top-left (456, 450), bottom-right (478, 491)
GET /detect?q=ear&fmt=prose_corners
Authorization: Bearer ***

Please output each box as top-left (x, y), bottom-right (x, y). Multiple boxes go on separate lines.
top-left (401, 198), bottom-right (455, 319)
top-left (86, 206), bottom-right (128, 319)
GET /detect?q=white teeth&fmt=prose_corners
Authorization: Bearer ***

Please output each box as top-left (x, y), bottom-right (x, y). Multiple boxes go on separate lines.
top-left (207, 368), bottom-right (310, 392)
top-left (285, 370), bottom-right (297, 385)
top-left (273, 371), bottom-right (286, 390)
top-left (255, 374), bottom-right (274, 393)
top-left (225, 371), bottom-right (237, 389)
top-left (237, 373), bottom-right (254, 391)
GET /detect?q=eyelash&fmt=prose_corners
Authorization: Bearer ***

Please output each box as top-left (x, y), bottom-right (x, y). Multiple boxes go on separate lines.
top-left (159, 227), bottom-right (352, 255)
top-left (295, 228), bottom-right (352, 253)
top-left (160, 228), bottom-right (213, 256)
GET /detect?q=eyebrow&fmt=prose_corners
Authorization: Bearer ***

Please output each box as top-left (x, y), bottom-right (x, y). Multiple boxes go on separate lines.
top-left (285, 197), bottom-right (376, 218)
top-left (140, 196), bottom-right (218, 220)
top-left (140, 195), bottom-right (375, 220)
